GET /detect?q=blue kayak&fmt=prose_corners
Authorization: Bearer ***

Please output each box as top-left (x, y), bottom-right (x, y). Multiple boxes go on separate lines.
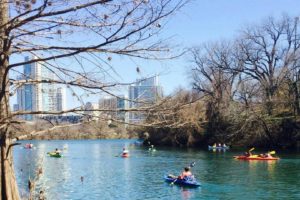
top-left (164, 175), bottom-right (201, 187)
top-left (208, 145), bottom-right (229, 150)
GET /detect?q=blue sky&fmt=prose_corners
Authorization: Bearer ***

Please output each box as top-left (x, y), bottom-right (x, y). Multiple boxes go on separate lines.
top-left (110, 0), bottom-right (300, 95)
top-left (11, 0), bottom-right (300, 108)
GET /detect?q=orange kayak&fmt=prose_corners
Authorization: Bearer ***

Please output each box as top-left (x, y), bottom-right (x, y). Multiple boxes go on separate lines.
top-left (234, 155), bottom-right (279, 160)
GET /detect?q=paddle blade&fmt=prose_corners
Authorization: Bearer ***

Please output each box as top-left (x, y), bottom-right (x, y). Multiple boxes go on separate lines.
top-left (170, 179), bottom-right (177, 185)
top-left (249, 147), bottom-right (255, 152)
top-left (268, 151), bottom-right (276, 154)
top-left (190, 162), bottom-right (196, 168)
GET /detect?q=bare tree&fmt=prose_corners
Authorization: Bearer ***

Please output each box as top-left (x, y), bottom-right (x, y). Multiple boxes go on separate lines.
top-left (235, 76), bottom-right (260, 111)
top-left (141, 88), bottom-right (205, 146)
top-left (190, 41), bottom-right (239, 140)
top-left (0, 0), bottom-right (188, 199)
top-left (188, 15), bottom-right (300, 147)
top-left (190, 42), bottom-right (239, 106)
top-left (236, 16), bottom-right (300, 115)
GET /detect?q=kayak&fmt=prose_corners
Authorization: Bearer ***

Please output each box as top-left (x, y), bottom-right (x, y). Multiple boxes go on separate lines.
top-left (208, 145), bottom-right (229, 150)
top-left (164, 175), bottom-right (201, 188)
top-left (24, 144), bottom-right (33, 149)
top-left (121, 153), bottom-right (129, 158)
top-left (148, 148), bottom-right (157, 152)
top-left (234, 155), bottom-right (279, 160)
top-left (133, 140), bottom-right (143, 146)
top-left (48, 152), bottom-right (62, 158)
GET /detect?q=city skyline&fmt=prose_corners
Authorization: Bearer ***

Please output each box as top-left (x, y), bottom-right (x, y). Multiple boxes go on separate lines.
top-left (10, 1), bottom-right (300, 113)
top-left (14, 57), bottom-right (162, 122)
top-left (14, 56), bottom-right (67, 120)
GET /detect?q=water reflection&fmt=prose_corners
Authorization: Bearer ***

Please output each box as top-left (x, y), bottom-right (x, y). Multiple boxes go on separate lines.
top-left (266, 160), bottom-right (276, 176)
top-left (181, 188), bottom-right (191, 200)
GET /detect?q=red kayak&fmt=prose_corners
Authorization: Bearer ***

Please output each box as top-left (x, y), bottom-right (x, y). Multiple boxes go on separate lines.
top-left (121, 153), bottom-right (129, 158)
top-left (234, 155), bottom-right (279, 160)
top-left (24, 144), bottom-right (33, 149)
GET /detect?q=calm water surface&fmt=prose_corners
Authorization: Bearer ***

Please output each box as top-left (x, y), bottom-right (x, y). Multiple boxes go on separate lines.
top-left (13, 140), bottom-right (300, 200)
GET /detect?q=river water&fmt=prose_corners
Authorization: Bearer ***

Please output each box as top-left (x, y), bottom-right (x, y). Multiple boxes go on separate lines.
top-left (13, 139), bottom-right (300, 200)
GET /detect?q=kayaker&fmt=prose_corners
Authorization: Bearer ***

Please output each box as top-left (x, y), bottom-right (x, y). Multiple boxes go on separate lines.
top-left (54, 148), bottom-right (61, 155)
top-left (266, 153), bottom-right (272, 158)
top-left (25, 143), bottom-right (33, 149)
top-left (213, 143), bottom-right (217, 147)
top-left (149, 145), bottom-right (155, 151)
top-left (122, 148), bottom-right (129, 154)
top-left (179, 167), bottom-right (193, 179)
top-left (260, 153), bottom-right (272, 158)
top-left (244, 151), bottom-right (252, 157)
top-left (223, 143), bottom-right (227, 148)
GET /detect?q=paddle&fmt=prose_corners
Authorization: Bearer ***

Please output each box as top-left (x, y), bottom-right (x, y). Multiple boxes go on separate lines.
top-left (268, 151), bottom-right (276, 154)
top-left (247, 147), bottom-right (255, 156)
top-left (115, 153), bottom-right (127, 157)
top-left (170, 162), bottom-right (195, 186)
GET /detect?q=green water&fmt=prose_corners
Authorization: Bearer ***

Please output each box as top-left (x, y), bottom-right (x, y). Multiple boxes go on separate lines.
top-left (13, 140), bottom-right (300, 200)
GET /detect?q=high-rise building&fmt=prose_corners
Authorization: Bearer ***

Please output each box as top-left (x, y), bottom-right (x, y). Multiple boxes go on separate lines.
top-left (116, 95), bottom-right (127, 121)
top-left (127, 75), bottom-right (163, 123)
top-left (98, 95), bottom-right (127, 121)
top-left (56, 87), bottom-right (67, 112)
top-left (16, 56), bottom-right (66, 120)
top-left (83, 102), bottom-right (100, 120)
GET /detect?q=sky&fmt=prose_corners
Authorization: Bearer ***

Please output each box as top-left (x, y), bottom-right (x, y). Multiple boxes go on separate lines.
top-left (11, 0), bottom-right (300, 108)
top-left (109, 0), bottom-right (300, 94)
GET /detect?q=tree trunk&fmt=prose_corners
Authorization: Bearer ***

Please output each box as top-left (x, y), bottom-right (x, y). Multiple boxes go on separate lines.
top-left (0, 59), bottom-right (21, 199)
top-left (265, 88), bottom-right (274, 116)
top-left (292, 82), bottom-right (300, 116)
top-left (0, 1), bottom-right (21, 199)
top-left (0, 138), bottom-right (21, 200)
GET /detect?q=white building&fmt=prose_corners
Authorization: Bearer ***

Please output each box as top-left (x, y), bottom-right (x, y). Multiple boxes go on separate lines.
top-left (98, 95), bottom-right (128, 121)
top-left (127, 75), bottom-right (163, 123)
top-left (56, 87), bottom-right (67, 112)
top-left (84, 102), bottom-right (100, 120)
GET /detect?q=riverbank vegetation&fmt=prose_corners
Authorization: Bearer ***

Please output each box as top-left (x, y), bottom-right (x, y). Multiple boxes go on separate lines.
top-left (139, 15), bottom-right (300, 149)
top-left (12, 120), bottom-right (135, 140)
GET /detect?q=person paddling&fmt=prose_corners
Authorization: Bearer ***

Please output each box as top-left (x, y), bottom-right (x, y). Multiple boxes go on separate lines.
top-left (260, 152), bottom-right (273, 158)
top-left (149, 144), bottom-right (156, 151)
top-left (54, 148), bottom-right (61, 155)
top-left (244, 148), bottom-right (255, 157)
top-left (179, 167), bottom-right (193, 180)
top-left (122, 148), bottom-right (129, 157)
